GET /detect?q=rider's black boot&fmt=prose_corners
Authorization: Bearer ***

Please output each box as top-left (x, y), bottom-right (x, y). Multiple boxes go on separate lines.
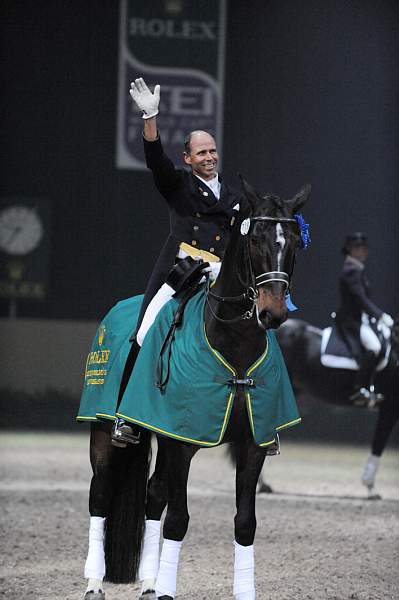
top-left (349, 350), bottom-right (384, 407)
top-left (111, 339), bottom-right (142, 447)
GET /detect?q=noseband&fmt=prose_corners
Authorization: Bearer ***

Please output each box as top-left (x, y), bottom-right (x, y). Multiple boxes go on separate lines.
top-left (206, 215), bottom-right (299, 324)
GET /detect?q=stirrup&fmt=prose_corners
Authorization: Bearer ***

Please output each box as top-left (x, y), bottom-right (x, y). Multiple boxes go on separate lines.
top-left (349, 387), bottom-right (370, 407)
top-left (111, 418), bottom-right (140, 448)
top-left (350, 387), bottom-right (384, 409)
top-left (366, 388), bottom-right (384, 409)
top-left (265, 434), bottom-right (280, 456)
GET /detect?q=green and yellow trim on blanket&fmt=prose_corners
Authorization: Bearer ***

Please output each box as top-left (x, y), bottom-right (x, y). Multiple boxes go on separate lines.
top-left (77, 287), bottom-right (300, 447)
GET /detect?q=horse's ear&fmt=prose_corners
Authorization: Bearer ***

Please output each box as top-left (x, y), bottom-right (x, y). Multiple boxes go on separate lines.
top-left (288, 183), bottom-right (312, 212)
top-left (238, 173), bottom-right (259, 215)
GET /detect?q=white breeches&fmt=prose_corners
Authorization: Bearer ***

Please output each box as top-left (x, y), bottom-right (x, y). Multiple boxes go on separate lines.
top-left (136, 261), bottom-right (221, 347)
top-left (360, 323), bottom-right (381, 356)
top-left (136, 283), bottom-right (175, 347)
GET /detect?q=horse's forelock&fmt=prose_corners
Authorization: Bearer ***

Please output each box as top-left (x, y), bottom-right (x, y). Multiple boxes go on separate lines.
top-left (257, 194), bottom-right (294, 219)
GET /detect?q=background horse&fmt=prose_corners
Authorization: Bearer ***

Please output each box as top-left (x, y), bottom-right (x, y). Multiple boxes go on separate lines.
top-left (83, 179), bottom-right (310, 600)
top-left (256, 317), bottom-right (399, 496)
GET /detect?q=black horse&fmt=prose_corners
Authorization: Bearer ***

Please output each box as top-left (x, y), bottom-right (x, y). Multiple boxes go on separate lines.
top-left (255, 318), bottom-right (399, 496)
top-left (83, 179), bottom-right (311, 600)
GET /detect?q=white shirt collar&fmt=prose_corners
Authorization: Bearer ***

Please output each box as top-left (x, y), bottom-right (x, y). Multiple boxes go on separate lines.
top-left (194, 173), bottom-right (221, 199)
top-left (345, 255), bottom-right (365, 270)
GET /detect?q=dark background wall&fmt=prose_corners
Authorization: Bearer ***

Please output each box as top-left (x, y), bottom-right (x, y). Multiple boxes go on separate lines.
top-left (1, 0), bottom-right (399, 325)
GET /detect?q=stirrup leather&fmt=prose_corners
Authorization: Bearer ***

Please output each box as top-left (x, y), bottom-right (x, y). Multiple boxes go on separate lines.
top-left (111, 417), bottom-right (140, 447)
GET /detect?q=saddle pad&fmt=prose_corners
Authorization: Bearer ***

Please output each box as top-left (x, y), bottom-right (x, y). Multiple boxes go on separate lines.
top-left (76, 295), bottom-right (144, 421)
top-left (321, 327), bottom-right (359, 370)
top-left (117, 288), bottom-right (300, 447)
top-left (321, 325), bottom-right (390, 371)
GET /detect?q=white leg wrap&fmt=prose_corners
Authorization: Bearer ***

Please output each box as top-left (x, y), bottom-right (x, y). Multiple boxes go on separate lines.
top-left (155, 538), bottom-right (182, 598)
top-left (84, 516), bottom-right (105, 581)
top-left (233, 541), bottom-right (255, 600)
top-left (139, 519), bottom-right (162, 585)
top-left (362, 454), bottom-right (380, 488)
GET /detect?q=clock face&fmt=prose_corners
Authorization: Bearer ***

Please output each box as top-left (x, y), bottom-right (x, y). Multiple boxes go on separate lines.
top-left (0, 205), bottom-right (44, 255)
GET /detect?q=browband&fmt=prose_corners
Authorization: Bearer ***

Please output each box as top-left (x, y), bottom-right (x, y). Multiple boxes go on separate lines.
top-left (251, 216), bottom-right (297, 224)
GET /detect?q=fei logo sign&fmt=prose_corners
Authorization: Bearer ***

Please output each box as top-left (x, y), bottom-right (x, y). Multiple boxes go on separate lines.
top-left (116, 0), bottom-right (226, 170)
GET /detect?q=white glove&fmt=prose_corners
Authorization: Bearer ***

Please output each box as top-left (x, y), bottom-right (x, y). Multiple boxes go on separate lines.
top-left (379, 313), bottom-right (394, 328)
top-left (202, 261), bottom-right (222, 282)
top-left (129, 77), bottom-right (160, 119)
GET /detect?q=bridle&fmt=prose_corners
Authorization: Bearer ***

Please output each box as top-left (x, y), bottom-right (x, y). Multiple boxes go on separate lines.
top-left (206, 215), bottom-right (300, 324)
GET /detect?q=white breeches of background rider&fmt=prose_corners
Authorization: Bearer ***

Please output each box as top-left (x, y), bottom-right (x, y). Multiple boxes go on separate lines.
top-left (136, 260), bottom-right (221, 347)
top-left (360, 323), bottom-right (381, 356)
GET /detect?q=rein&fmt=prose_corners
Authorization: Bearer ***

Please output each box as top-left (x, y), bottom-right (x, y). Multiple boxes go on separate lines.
top-left (206, 215), bottom-right (299, 324)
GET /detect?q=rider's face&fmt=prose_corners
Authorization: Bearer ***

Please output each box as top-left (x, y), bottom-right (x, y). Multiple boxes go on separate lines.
top-left (183, 132), bottom-right (219, 181)
top-left (350, 244), bottom-right (369, 263)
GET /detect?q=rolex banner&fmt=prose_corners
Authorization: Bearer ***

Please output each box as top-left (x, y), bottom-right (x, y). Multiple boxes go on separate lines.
top-left (116, 0), bottom-right (226, 169)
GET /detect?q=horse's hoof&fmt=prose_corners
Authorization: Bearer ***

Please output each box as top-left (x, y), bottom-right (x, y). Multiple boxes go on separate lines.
top-left (157, 596), bottom-right (173, 600)
top-left (84, 591), bottom-right (105, 600)
top-left (366, 490), bottom-right (382, 501)
top-left (258, 482), bottom-right (273, 494)
top-left (367, 493), bottom-right (382, 500)
top-left (139, 591), bottom-right (156, 600)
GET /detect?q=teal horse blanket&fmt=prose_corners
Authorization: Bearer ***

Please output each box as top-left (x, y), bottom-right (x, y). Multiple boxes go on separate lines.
top-left (77, 288), bottom-right (300, 447)
top-left (77, 295), bottom-right (143, 423)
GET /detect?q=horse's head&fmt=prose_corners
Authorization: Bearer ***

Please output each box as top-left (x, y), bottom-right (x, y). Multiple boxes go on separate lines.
top-left (240, 178), bottom-right (311, 329)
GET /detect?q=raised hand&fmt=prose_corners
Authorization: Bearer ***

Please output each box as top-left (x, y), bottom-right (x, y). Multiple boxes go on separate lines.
top-left (129, 77), bottom-right (160, 119)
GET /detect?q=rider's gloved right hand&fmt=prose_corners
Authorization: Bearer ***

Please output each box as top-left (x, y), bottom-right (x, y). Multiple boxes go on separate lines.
top-left (202, 261), bottom-right (221, 282)
top-left (129, 78), bottom-right (160, 119)
top-left (379, 313), bottom-right (394, 328)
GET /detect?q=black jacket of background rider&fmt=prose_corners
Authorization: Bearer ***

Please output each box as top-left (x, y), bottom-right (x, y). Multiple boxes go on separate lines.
top-left (335, 256), bottom-right (383, 357)
top-left (134, 136), bottom-right (244, 332)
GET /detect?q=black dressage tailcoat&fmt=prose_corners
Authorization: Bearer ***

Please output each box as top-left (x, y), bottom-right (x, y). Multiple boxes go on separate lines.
top-left (135, 136), bottom-right (244, 329)
top-left (334, 256), bottom-right (383, 357)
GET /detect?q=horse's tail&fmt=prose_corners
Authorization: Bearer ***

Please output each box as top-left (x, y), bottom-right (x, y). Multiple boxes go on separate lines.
top-left (104, 427), bottom-right (152, 583)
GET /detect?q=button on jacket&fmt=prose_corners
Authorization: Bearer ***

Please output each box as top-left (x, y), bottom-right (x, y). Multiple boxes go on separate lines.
top-left (135, 136), bottom-right (244, 329)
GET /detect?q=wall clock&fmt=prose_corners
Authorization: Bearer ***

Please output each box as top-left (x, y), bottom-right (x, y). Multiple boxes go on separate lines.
top-left (0, 205), bottom-right (44, 255)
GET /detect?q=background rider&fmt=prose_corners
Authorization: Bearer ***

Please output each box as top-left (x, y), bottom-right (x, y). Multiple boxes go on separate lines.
top-left (335, 232), bottom-right (393, 404)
